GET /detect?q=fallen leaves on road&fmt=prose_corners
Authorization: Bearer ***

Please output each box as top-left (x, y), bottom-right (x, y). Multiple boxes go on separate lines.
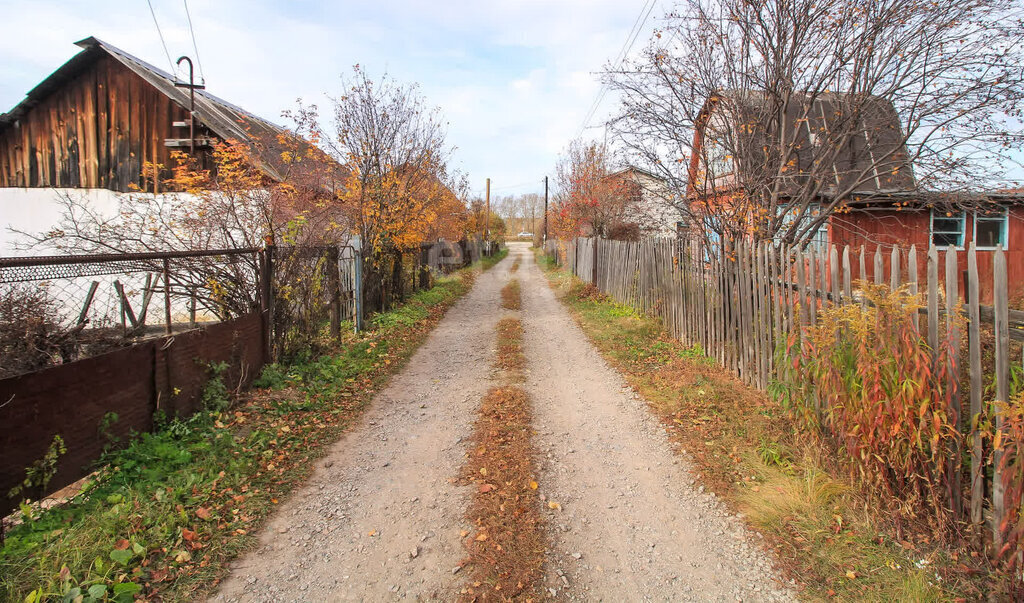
top-left (459, 313), bottom-right (544, 601)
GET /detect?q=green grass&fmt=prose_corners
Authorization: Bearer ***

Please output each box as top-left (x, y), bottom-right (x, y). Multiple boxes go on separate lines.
top-left (534, 250), bottom-right (960, 602)
top-left (0, 258), bottom-right (499, 602)
top-left (479, 247), bottom-right (508, 271)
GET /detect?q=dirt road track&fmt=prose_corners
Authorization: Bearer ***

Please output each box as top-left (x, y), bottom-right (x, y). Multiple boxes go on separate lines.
top-left (516, 243), bottom-right (792, 602)
top-left (215, 260), bottom-right (508, 601)
top-left (214, 242), bottom-right (793, 602)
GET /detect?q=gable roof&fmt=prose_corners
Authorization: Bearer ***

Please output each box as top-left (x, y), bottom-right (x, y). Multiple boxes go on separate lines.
top-left (605, 165), bottom-right (665, 183)
top-left (0, 37), bottom-right (297, 183)
top-left (692, 91), bottom-right (916, 197)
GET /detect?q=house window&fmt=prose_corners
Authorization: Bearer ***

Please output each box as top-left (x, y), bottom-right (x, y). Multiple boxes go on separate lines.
top-left (974, 209), bottom-right (1008, 250)
top-left (930, 211), bottom-right (965, 248)
top-left (776, 206), bottom-right (827, 252)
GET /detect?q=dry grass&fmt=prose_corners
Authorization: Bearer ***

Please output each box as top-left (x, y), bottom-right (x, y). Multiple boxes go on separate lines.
top-left (460, 316), bottom-right (544, 600)
top-left (496, 317), bottom-right (525, 379)
top-left (501, 279), bottom-right (522, 310)
top-left (536, 255), bottom-right (969, 602)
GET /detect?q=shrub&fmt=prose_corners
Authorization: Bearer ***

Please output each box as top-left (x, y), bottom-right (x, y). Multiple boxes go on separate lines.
top-left (0, 285), bottom-right (77, 378)
top-left (772, 283), bottom-right (962, 532)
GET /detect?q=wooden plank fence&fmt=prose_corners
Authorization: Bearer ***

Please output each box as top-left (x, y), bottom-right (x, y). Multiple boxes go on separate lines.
top-left (550, 235), bottom-right (1024, 544)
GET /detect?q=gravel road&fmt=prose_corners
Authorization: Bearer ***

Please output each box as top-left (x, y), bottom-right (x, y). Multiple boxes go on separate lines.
top-left (213, 242), bottom-right (794, 602)
top-left (515, 243), bottom-right (794, 602)
top-left (214, 259), bottom-right (510, 601)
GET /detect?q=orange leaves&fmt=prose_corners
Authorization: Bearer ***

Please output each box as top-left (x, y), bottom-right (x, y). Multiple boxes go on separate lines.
top-left (195, 507), bottom-right (212, 521)
top-left (459, 318), bottom-right (544, 598)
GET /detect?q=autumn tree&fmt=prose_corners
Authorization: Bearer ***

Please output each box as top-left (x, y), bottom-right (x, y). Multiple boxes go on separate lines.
top-left (607, 0), bottom-right (1024, 246)
top-left (552, 139), bottom-right (636, 239)
top-left (301, 67), bottom-right (469, 306)
top-left (20, 136), bottom-right (345, 320)
top-left (467, 199), bottom-right (506, 242)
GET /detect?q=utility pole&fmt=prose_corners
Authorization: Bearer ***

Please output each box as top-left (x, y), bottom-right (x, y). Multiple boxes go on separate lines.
top-left (543, 176), bottom-right (549, 241)
top-left (485, 177), bottom-right (491, 242)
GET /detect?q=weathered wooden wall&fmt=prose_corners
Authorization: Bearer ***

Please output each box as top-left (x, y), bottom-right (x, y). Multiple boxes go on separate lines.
top-left (0, 54), bottom-right (214, 192)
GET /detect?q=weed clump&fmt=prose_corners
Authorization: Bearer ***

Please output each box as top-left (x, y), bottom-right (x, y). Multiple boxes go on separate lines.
top-left (500, 279), bottom-right (521, 311)
top-left (772, 283), bottom-right (962, 533)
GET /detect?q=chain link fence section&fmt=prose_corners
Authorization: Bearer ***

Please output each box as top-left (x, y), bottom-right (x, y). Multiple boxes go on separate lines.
top-left (0, 248), bottom-right (262, 379)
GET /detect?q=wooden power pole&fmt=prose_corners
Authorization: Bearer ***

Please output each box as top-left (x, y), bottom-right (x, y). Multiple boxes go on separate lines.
top-left (543, 176), bottom-right (549, 241)
top-left (485, 177), bottom-right (491, 241)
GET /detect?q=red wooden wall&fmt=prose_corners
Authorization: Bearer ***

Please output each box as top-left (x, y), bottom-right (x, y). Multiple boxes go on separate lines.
top-left (828, 207), bottom-right (1023, 305)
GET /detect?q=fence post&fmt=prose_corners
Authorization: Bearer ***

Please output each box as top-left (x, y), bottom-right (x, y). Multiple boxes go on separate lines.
top-left (944, 246), bottom-right (962, 517)
top-left (328, 247), bottom-right (341, 341)
top-left (993, 245), bottom-right (1010, 549)
top-left (966, 242), bottom-right (983, 533)
top-left (354, 249), bottom-right (364, 333)
top-left (259, 244), bottom-right (275, 363)
top-left (163, 258), bottom-right (172, 335)
top-left (592, 237), bottom-right (599, 286)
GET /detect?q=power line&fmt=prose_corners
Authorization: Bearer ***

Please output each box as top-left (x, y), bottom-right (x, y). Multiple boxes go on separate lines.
top-left (575, 0), bottom-right (658, 140)
top-left (182, 0), bottom-right (205, 84)
top-left (146, 0), bottom-right (177, 76)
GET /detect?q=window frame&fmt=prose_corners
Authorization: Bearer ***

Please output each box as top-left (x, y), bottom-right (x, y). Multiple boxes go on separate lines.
top-left (973, 208), bottom-right (1009, 251)
top-left (930, 210), bottom-right (966, 249)
top-left (775, 205), bottom-right (827, 253)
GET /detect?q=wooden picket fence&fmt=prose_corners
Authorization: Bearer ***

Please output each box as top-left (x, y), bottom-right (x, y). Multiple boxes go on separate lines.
top-left (551, 235), bottom-right (1024, 546)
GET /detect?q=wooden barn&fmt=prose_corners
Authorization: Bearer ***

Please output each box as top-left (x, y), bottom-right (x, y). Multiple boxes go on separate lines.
top-left (0, 36), bottom-right (290, 192)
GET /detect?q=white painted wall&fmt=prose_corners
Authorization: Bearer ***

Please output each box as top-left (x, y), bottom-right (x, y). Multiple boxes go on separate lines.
top-left (0, 188), bottom-right (124, 255)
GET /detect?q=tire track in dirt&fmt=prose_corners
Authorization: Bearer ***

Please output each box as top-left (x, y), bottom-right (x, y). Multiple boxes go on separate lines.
top-left (513, 243), bottom-right (794, 602)
top-left (214, 259), bottom-right (512, 602)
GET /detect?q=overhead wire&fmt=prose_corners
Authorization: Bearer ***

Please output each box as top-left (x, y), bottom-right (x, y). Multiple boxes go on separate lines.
top-left (146, 0), bottom-right (177, 76)
top-left (574, 0), bottom-right (658, 140)
top-left (182, 0), bottom-right (206, 83)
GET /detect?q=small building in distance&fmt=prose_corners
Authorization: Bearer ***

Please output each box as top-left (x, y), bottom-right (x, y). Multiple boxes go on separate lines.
top-left (603, 165), bottom-right (683, 238)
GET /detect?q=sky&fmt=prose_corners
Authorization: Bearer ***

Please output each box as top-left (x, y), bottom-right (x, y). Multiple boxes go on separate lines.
top-left (0, 0), bottom-right (667, 202)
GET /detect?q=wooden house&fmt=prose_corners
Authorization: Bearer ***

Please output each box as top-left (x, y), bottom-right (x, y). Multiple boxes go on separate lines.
top-left (827, 192), bottom-right (1023, 303)
top-left (686, 91), bottom-right (1022, 303)
top-left (603, 166), bottom-right (682, 238)
top-left (0, 36), bottom-right (294, 192)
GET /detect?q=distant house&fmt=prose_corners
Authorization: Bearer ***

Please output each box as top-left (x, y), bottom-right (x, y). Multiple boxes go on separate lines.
top-left (603, 166), bottom-right (682, 238)
top-left (686, 91), bottom-right (1022, 302)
